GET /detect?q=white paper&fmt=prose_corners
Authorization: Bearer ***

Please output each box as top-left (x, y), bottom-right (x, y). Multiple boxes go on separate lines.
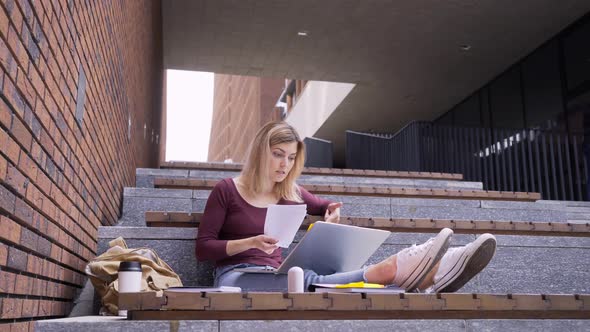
top-left (264, 204), bottom-right (307, 248)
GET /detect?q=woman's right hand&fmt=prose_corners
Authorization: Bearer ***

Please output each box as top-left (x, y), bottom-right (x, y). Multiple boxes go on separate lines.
top-left (249, 235), bottom-right (279, 254)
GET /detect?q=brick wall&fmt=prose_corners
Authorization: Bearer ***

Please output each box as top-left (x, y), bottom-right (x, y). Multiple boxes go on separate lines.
top-left (0, 0), bottom-right (162, 329)
top-left (208, 74), bottom-right (283, 163)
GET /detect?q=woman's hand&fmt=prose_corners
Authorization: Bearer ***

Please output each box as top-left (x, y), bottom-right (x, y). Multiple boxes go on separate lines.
top-left (248, 235), bottom-right (279, 254)
top-left (226, 235), bottom-right (278, 256)
top-left (324, 202), bottom-right (343, 223)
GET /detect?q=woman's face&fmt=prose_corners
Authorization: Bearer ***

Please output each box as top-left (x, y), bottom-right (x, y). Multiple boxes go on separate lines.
top-left (268, 141), bottom-right (298, 183)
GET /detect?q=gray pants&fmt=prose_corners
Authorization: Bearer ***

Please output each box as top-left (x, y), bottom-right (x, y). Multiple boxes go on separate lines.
top-left (214, 263), bottom-right (367, 291)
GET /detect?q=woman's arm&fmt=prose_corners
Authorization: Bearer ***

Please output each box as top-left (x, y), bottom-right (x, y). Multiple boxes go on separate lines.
top-left (195, 181), bottom-right (232, 261)
top-left (196, 180), bottom-right (279, 261)
top-left (299, 186), bottom-right (342, 223)
top-left (226, 235), bottom-right (278, 256)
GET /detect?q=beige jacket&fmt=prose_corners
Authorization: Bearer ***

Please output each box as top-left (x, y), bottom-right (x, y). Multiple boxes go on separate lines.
top-left (85, 237), bottom-right (183, 315)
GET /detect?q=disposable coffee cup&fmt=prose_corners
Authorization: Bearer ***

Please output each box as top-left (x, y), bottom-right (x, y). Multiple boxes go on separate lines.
top-left (118, 261), bottom-right (142, 317)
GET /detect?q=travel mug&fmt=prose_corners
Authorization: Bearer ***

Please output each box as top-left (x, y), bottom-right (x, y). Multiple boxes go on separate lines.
top-left (288, 266), bottom-right (304, 292)
top-left (118, 261), bottom-right (142, 316)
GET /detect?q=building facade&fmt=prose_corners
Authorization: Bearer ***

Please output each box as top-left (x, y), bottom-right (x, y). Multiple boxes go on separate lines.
top-left (208, 74), bottom-right (283, 162)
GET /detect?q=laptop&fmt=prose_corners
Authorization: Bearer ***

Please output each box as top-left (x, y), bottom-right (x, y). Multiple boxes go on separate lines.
top-left (233, 221), bottom-right (391, 275)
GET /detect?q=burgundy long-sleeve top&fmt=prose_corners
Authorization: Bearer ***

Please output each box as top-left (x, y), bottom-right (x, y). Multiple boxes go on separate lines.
top-left (195, 178), bottom-right (332, 268)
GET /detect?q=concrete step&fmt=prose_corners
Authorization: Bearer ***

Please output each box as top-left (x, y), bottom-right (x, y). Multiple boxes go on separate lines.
top-left (145, 211), bottom-right (590, 237)
top-left (136, 168), bottom-right (484, 190)
top-left (36, 316), bottom-right (590, 332)
top-left (118, 188), bottom-right (567, 227)
top-left (153, 178), bottom-right (539, 201)
top-left (97, 226), bottom-right (590, 294)
top-left (158, 161), bottom-right (464, 180)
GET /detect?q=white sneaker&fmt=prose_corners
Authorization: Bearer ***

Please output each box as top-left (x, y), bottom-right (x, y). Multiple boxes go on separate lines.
top-left (393, 228), bottom-right (453, 292)
top-left (432, 233), bottom-right (497, 293)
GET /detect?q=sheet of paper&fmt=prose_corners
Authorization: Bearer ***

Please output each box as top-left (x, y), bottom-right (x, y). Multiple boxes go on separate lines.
top-left (264, 204), bottom-right (307, 248)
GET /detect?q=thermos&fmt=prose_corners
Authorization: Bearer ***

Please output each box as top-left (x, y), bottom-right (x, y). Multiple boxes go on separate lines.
top-left (288, 266), bottom-right (304, 292)
top-left (118, 261), bottom-right (142, 316)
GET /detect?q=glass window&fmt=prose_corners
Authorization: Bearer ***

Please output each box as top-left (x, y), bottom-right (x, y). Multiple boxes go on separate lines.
top-left (563, 18), bottom-right (590, 92)
top-left (489, 66), bottom-right (525, 129)
top-left (522, 39), bottom-right (564, 129)
top-left (453, 93), bottom-right (481, 127)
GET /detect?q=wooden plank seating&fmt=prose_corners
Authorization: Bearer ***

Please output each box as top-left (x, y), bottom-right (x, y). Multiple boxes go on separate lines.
top-left (160, 161), bottom-right (463, 180)
top-left (144, 211), bottom-right (590, 237)
top-left (153, 178), bottom-right (541, 201)
top-left (119, 291), bottom-right (590, 320)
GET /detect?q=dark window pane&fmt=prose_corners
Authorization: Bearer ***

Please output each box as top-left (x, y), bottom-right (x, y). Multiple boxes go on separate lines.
top-left (436, 111), bottom-right (453, 126)
top-left (481, 88), bottom-right (491, 129)
top-left (490, 66), bottom-right (525, 129)
top-left (522, 39), bottom-right (564, 129)
top-left (563, 18), bottom-right (590, 92)
top-left (453, 93), bottom-right (481, 127)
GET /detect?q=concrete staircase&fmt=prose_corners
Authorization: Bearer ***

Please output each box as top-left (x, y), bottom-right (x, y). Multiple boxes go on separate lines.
top-left (36, 165), bottom-right (590, 331)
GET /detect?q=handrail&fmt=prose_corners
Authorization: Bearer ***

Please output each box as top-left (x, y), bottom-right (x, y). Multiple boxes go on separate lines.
top-left (346, 122), bottom-right (588, 201)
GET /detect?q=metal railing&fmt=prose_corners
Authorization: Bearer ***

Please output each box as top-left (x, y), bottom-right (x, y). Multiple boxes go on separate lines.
top-left (346, 122), bottom-right (588, 201)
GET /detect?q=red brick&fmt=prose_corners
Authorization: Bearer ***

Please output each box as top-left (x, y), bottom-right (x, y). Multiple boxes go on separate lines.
top-left (0, 2), bottom-right (9, 33)
top-left (34, 99), bottom-right (51, 130)
top-left (0, 242), bottom-right (7, 265)
top-left (10, 115), bottom-right (32, 151)
top-left (5, 164), bottom-right (27, 196)
top-left (29, 141), bottom-right (43, 165)
top-left (21, 299), bottom-right (37, 318)
top-left (27, 62), bottom-right (44, 97)
top-left (25, 181), bottom-right (40, 206)
top-left (6, 0), bottom-right (24, 35)
top-left (0, 154), bottom-right (7, 181)
top-left (52, 300), bottom-right (66, 316)
top-left (31, 278), bottom-right (43, 296)
top-left (35, 168), bottom-right (51, 194)
top-left (49, 242), bottom-right (61, 261)
top-left (0, 97), bottom-right (12, 129)
top-left (0, 215), bottom-right (21, 244)
top-left (0, 127), bottom-right (8, 150)
top-left (6, 246), bottom-right (27, 270)
top-left (17, 151), bottom-right (37, 181)
top-left (30, 0), bottom-right (46, 22)
top-left (5, 135), bottom-right (20, 164)
top-left (0, 184), bottom-right (16, 215)
top-left (0, 270), bottom-right (16, 293)
top-left (14, 198), bottom-right (33, 225)
top-left (14, 274), bottom-right (32, 294)
top-left (37, 299), bottom-right (51, 317)
top-left (19, 226), bottom-right (38, 252)
top-left (7, 30), bottom-right (29, 74)
top-left (33, 211), bottom-right (48, 234)
top-left (0, 36), bottom-right (18, 79)
top-left (2, 72), bottom-right (25, 117)
top-left (9, 321), bottom-right (31, 331)
top-left (0, 298), bottom-right (22, 319)
top-left (16, 67), bottom-right (37, 107)
top-left (26, 254), bottom-right (41, 274)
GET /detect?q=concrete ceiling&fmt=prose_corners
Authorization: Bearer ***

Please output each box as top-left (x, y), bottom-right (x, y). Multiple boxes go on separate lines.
top-left (162, 0), bottom-right (590, 165)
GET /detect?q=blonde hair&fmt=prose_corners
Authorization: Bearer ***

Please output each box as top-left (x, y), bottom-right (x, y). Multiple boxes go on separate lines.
top-left (240, 121), bottom-right (305, 202)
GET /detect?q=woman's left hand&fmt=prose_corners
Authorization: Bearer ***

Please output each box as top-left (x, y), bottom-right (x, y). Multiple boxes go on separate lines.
top-left (324, 202), bottom-right (343, 223)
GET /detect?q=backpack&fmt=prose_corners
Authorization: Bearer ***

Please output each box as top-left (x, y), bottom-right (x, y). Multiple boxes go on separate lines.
top-left (85, 237), bottom-right (183, 315)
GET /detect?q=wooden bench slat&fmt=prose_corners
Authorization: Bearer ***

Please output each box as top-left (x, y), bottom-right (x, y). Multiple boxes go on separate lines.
top-left (120, 292), bottom-right (590, 320)
top-left (153, 177), bottom-right (540, 202)
top-left (160, 161), bottom-right (464, 180)
top-left (145, 211), bottom-right (590, 237)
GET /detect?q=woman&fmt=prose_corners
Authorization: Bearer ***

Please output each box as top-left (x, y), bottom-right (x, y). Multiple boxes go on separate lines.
top-left (196, 121), bottom-right (496, 292)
